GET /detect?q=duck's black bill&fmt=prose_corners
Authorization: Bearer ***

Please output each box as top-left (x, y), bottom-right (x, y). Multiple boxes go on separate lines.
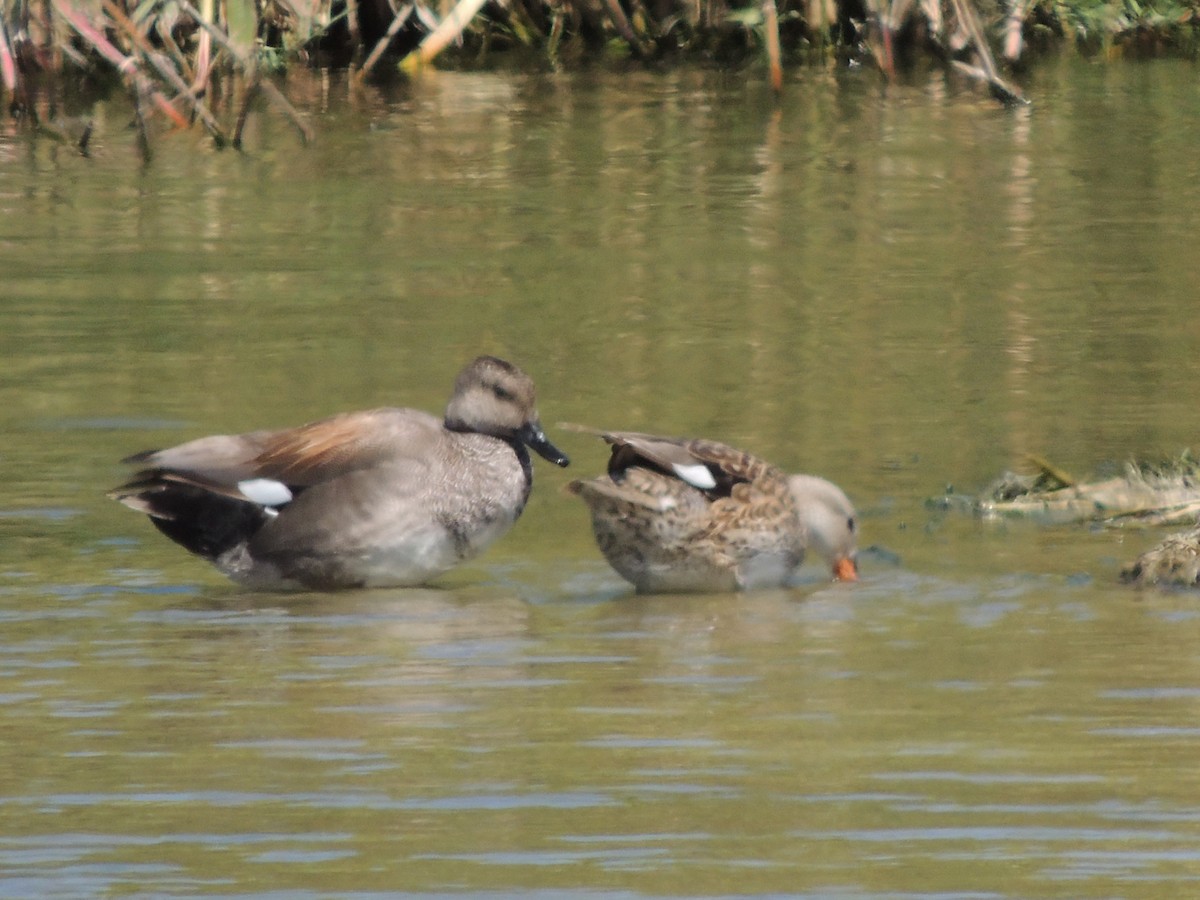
top-left (522, 423), bottom-right (570, 467)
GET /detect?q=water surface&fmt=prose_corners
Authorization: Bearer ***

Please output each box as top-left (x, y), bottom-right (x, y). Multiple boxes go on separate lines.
top-left (2, 58), bottom-right (1200, 897)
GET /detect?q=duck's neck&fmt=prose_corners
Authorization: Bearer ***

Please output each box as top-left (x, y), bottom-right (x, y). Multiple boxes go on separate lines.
top-left (505, 438), bottom-right (534, 493)
top-left (444, 419), bottom-right (534, 491)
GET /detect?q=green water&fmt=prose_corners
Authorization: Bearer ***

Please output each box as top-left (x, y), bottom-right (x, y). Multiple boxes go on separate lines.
top-left (2, 58), bottom-right (1200, 896)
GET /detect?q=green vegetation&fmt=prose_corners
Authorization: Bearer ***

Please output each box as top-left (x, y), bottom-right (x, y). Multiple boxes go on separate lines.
top-left (1, 0), bottom-right (1197, 154)
top-left (1048, 0), bottom-right (1200, 55)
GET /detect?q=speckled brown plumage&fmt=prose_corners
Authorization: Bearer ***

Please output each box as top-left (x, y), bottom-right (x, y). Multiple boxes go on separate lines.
top-left (566, 431), bottom-right (807, 593)
top-left (1120, 525), bottom-right (1200, 588)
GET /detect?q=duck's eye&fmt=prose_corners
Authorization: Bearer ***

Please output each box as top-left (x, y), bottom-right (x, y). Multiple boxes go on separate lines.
top-left (491, 383), bottom-right (516, 402)
top-left (848, 516), bottom-right (857, 533)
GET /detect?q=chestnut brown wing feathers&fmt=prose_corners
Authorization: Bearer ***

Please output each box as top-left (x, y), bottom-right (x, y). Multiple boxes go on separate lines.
top-left (252, 409), bottom-right (443, 485)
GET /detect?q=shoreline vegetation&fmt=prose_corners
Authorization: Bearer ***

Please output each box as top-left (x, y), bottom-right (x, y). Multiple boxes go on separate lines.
top-left (1, 0), bottom-right (1198, 157)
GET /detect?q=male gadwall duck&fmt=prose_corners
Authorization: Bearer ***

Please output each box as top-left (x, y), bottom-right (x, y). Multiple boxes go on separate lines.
top-left (111, 356), bottom-right (569, 590)
top-left (565, 429), bottom-right (858, 593)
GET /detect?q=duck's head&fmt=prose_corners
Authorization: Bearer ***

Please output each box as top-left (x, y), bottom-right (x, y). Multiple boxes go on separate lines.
top-left (788, 473), bottom-right (858, 581)
top-left (445, 356), bottom-right (570, 467)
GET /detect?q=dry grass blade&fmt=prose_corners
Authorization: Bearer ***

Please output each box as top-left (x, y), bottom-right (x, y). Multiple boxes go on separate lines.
top-left (868, 0), bottom-right (912, 77)
top-left (346, 0), bottom-right (361, 47)
top-left (919, 0), bottom-right (942, 34)
top-left (132, 77), bottom-right (153, 163)
top-left (1118, 501), bottom-right (1200, 528)
top-left (0, 17), bottom-right (17, 94)
top-left (1024, 453), bottom-right (1076, 488)
top-left (946, 0), bottom-right (1028, 104)
top-left (402, 0), bottom-right (491, 68)
top-left (1003, 0), bottom-right (1032, 59)
top-left (763, 0), bottom-right (783, 92)
top-left (191, 0), bottom-right (214, 96)
top-left (355, 3), bottom-right (415, 81)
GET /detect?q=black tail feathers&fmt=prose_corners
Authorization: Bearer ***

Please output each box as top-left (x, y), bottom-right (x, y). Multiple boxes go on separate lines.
top-left (113, 478), bottom-right (272, 561)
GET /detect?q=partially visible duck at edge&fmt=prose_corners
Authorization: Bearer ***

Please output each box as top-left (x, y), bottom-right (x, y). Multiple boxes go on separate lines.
top-left (1120, 523), bottom-right (1200, 589)
top-left (111, 355), bottom-right (570, 591)
top-left (565, 428), bottom-right (858, 593)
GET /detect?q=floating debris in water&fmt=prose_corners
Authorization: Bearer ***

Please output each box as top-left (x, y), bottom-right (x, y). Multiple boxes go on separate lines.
top-left (935, 452), bottom-right (1200, 527)
top-left (931, 452), bottom-right (1200, 590)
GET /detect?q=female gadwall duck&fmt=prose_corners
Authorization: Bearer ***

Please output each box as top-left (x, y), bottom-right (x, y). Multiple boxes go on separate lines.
top-left (1120, 523), bottom-right (1200, 588)
top-left (111, 356), bottom-right (569, 591)
top-left (566, 430), bottom-right (858, 593)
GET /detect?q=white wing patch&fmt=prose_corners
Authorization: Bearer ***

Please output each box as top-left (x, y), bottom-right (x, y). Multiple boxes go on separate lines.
top-left (238, 478), bottom-right (294, 507)
top-left (672, 463), bottom-right (717, 490)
